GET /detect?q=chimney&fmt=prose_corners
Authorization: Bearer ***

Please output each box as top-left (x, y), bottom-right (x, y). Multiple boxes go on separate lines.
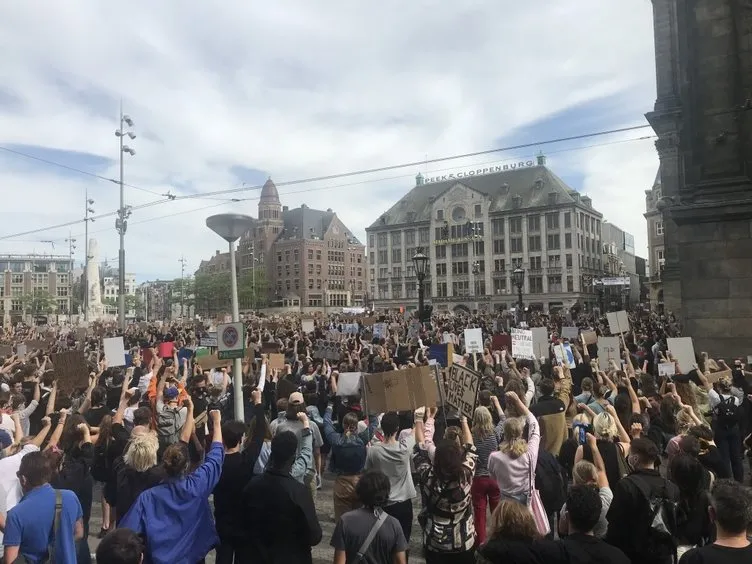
top-left (215, 250), bottom-right (220, 256)
top-left (536, 152), bottom-right (547, 166)
top-left (282, 205), bottom-right (288, 212)
top-left (416, 172), bottom-right (425, 186)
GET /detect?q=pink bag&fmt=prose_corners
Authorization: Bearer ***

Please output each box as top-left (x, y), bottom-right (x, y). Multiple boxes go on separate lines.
top-left (528, 452), bottom-right (551, 536)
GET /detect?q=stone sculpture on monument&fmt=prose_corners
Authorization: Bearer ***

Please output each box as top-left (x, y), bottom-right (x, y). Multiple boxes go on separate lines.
top-left (86, 238), bottom-right (104, 320)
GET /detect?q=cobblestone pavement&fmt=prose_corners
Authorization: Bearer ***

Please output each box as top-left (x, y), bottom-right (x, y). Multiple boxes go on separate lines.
top-left (87, 473), bottom-right (426, 563)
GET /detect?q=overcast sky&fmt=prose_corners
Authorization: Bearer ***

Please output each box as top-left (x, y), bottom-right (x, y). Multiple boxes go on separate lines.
top-left (0, 1), bottom-right (659, 282)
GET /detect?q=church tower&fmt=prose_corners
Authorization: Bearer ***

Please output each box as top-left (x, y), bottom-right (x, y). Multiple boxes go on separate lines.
top-left (257, 177), bottom-right (283, 254)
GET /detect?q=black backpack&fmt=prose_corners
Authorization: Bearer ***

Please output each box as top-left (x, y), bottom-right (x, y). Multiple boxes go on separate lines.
top-left (535, 449), bottom-right (567, 515)
top-left (631, 477), bottom-right (679, 564)
top-left (713, 396), bottom-right (739, 428)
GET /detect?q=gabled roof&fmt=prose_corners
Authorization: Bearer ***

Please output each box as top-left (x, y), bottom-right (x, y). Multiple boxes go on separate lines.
top-left (368, 165), bottom-right (588, 229)
top-left (276, 205), bottom-right (363, 245)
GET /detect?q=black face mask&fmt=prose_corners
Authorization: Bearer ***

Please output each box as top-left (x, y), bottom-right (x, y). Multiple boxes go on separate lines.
top-left (192, 389), bottom-right (207, 399)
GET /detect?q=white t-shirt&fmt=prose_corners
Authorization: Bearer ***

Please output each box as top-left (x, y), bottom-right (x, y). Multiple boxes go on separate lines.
top-left (0, 414), bottom-right (14, 436)
top-left (0, 444), bottom-right (40, 547)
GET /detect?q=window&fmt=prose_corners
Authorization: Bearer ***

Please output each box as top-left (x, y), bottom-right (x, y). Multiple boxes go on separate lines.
top-left (405, 230), bottom-right (416, 244)
top-left (548, 255), bottom-right (561, 266)
top-left (566, 254), bottom-right (573, 268)
top-left (369, 253), bottom-right (375, 265)
top-left (545, 213), bottom-right (559, 230)
top-left (510, 217), bottom-right (522, 234)
top-left (529, 276), bottom-right (543, 294)
top-left (308, 264), bottom-right (314, 275)
top-left (368, 235), bottom-right (375, 248)
top-left (567, 275), bottom-right (574, 292)
top-left (11, 274), bottom-right (23, 284)
top-left (436, 282), bottom-right (448, 297)
top-left (436, 263), bottom-right (447, 276)
top-left (584, 217), bottom-right (590, 233)
top-left (473, 260), bottom-right (485, 273)
top-left (391, 249), bottom-right (402, 263)
top-left (494, 259), bottom-right (506, 272)
top-left (451, 244), bottom-right (468, 258)
top-left (452, 262), bottom-right (469, 275)
top-left (656, 221), bottom-right (664, 236)
top-left (528, 236), bottom-right (541, 252)
top-left (494, 278), bottom-right (507, 295)
top-left (474, 241), bottom-right (484, 255)
top-left (474, 204), bottom-right (482, 217)
top-left (492, 218), bottom-right (504, 236)
top-left (528, 215), bottom-right (540, 232)
top-left (391, 231), bottom-right (401, 246)
top-left (378, 250), bottom-right (388, 263)
top-left (377, 233), bottom-right (387, 247)
top-left (435, 245), bottom-right (446, 259)
top-left (308, 249), bottom-right (314, 259)
top-left (436, 209), bottom-right (444, 220)
top-left (564, 212), bottom-right (571, 228)
top-left (493, 239), bottom-right (505, 254)
top-left (547, 275), bottom-right (562, 293)
top-left (565, 233), bottom-right (572, 249)
top-left (510, 237), bottom-right (523, 253)
top-left (452, 280), bottom-right (470, 296)
top-left (379, 267), bottom-right (389, 278)
top-left (418, 228), bottom-right (429, 244)
top-left (547, 234), bottom-right (560, 250)
top-left (474, 279), bottom-right (486, 295)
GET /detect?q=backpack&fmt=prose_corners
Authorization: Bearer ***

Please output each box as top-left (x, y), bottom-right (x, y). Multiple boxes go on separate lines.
top-left (157, 407), bottom-right (182, 447)
top-left (535, 449), bottom-right (567, 515)
top-left (713, 396), bottom-right (739, 428)
top-left (631, 476), bottom-right (679, 564)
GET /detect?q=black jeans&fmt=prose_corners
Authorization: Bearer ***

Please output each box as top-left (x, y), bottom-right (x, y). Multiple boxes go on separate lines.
top-left (384, 499), bottom-right (413, 560)
top-left (714, 423), bottom-right (744, 482)
top-left (215, 539), bottom-right (253, 564)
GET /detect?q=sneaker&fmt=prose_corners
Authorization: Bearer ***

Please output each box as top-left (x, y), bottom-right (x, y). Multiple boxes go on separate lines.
top-left (315, 474), bottom-right (322, 489)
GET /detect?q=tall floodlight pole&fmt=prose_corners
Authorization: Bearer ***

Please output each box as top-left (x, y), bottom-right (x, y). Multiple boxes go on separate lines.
top-left (84, 190), bottom-right (95, 320)
top-left (206, 213), bottom-right (255, 421)
top-left (115, 103), bottom-right (136, 330)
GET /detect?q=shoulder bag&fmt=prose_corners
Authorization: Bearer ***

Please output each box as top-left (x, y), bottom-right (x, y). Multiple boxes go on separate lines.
top-left (16, 489), bottom-right (63, 564)
top-left (351, 510), bottom-right (388, 563)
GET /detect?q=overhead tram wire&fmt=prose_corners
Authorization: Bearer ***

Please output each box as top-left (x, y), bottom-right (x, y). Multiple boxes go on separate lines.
top-left (0, 123), bottom-right (654, 241)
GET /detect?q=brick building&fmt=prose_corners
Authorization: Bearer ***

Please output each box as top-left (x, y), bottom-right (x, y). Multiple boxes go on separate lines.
top-left (0, 254), bottom-right (73, 322)
top-left (236, 178), bottom-right (367, 311)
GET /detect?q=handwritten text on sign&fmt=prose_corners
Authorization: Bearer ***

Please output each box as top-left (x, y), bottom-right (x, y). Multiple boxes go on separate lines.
top-left (444, 364), bottom-right (481, 419)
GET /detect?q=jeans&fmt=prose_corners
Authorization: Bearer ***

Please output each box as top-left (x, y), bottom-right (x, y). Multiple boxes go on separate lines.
top-left (714, 423), bottom-right (744, 483)
top-left (471, 476), bottom-right (500, 545)
top-left (76, 520), bottom-right (91, 564)
top-left (215, 539), bottom-right (254, 564)
top-left (384, 499), bottom-right (413, 559)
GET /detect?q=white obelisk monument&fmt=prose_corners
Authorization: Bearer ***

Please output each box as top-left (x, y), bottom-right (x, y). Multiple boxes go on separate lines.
top-left (86, 238), bottom-right (104, 320)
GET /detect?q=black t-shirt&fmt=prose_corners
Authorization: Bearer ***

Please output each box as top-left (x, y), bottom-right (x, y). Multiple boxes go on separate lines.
top-left (84, 406), bottom-right (110, 427)
top-left (561, 534), bottom-right (630, 564)
top-left (680, 543), bottom-right (752, 564)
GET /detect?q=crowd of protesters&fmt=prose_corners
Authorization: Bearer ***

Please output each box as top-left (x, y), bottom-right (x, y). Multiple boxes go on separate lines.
top-left (0, 308), bottom-right (750, 564)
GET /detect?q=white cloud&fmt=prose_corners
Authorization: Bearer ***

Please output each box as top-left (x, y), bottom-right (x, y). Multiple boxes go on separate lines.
top-left (0, 0), bottom-right (659, 280)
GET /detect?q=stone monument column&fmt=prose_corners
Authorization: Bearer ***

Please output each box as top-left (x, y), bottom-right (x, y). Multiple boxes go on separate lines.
top-left (86, 238), bottom-right (104, 320)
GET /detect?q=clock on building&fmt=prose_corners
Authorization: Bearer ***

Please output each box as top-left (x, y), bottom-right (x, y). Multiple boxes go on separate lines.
top-left (452, 206), bottom-right (466, 222)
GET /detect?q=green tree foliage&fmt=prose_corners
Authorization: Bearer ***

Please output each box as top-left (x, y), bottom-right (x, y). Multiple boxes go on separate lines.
top-left (21, 290), bottom-right (57, 315)
top-left (103, 294), bottom-right (141, 312)
top-left (192, 269), bottom-right (268, 317)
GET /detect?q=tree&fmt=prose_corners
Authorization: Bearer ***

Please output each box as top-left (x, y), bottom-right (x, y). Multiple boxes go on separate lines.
top-left (103, 294), bottom-right (141, 313)
top-left (21, 290), bottom-right (57, 317)
top-left (170, 277), bottom-right (195, 317)
top-left (192, 268), bottom-right (268, 317)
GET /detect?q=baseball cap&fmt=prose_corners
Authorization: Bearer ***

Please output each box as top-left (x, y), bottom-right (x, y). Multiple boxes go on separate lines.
top-left (289, 391), bottom-right (304, 405)
top-left (164, 387), bottom-right (180, 400)
top-left (0, 429), bottom-right (12, 449)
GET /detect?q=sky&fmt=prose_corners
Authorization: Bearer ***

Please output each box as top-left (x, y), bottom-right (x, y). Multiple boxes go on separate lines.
top-left (0, 1), bottom-right (660, 282)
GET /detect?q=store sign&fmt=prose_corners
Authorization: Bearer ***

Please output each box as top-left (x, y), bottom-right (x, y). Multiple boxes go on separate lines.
top-left (600, 277), bottom-right (630, 286)
top-left (423, 161), bottom-right (535, 184)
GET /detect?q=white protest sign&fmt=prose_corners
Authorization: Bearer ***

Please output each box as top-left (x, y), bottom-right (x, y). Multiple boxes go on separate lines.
top-left (373, 323), bottom-right (387, 339)
top-left (667, 337), bottom-right (696, 375)
top-left (554, 343), bottom-right (576, 369)
top-left (464, 328), bottom-right (483, 355)
top-left (658, 362), bottom-right (676, 378)
top-left (561, 326), bottom-right (579, 340)
top-left (16, 343), bottom-right (27, 358)
top-left (531, 327), bottom-right (549, 360)
top-left (301, 319), bottom-right (315, 334)
top-left (606, 310), bottom-right (630, 335)
top-left (103, 337), bottom-right (126, 367)
top-left (444, 364), bottom-right (481, 419)
top-left (336, 372), bottom-right (362, 396)
top-left (597, 337), bottom-right (620, 371)
top-left (511, 328), bottom-right (534, 360)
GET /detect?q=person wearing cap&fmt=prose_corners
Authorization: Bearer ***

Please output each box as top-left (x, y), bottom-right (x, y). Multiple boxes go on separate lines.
top-left (271, 391), bottom-right (323, 500)
top-left (155, 365), bottom-right (188, 455)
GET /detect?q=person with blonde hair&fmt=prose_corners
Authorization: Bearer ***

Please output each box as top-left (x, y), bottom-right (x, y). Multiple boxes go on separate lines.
top-left (476, 500), bottom-right (562, 563)
top-left (470, 399), bottom-right (504, 545)
top-left (575, 403), bottom-right (631, 487)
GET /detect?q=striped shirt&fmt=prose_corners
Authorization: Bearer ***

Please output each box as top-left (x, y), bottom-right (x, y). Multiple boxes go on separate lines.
top-left (472, 419), bottom-right (505, 477)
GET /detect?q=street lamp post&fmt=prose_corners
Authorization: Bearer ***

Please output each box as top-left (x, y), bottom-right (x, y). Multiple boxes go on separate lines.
top-left (206, 213), bottom-right (255, 422)
top-left (412, 248), bottom-right (429, 321)
top-left (115, 105), bottom-right (136, 330)
top-left (512, 267), bottom-right (525, 326)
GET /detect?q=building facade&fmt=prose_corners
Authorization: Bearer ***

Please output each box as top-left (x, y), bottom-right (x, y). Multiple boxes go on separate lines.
top-left (0, 254), bottom-right (73, 322)
top-left (137, 280), bottom-right (187, 321)
top-left (601, 221), bottom-right (642, 308)
top-left (366, 155), bottom-right (605, 314)
top-left (102, 273), bottom-right (137, 318)
top-left (235, 178), bottom-right (367, 312)
top-left (647, 0), bottom-right (752, 357)
top-left (644, 169), bottom-right (665, 311)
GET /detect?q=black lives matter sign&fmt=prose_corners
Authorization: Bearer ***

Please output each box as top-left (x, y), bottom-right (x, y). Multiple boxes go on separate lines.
top-left (444, 364), bottom-right (481, 419)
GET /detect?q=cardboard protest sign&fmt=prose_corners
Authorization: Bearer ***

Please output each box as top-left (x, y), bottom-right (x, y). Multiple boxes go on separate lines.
top-left (301, 319), bottom-right (315, 334)
top-left (261, 341), bottom-right (282, 354)
top-left (597, 337), bottom-right (620, 371)
top-left (531, 328), bottom-right (549, 360)
top-left (606, 310), bottom-right (630, 335)
top-left (336, 372), bottom-right (362, 396)
top-left (52, 350), bottom-right (89, 393)
top-left (195, 354), bottom-right (233, 371)
top-left (268, 353), bottom-right (285, 370)
top-left (581, 330), bottom-right (598, 346)
top-left (706, 369), bottom-right (732, 384)
top-left (491, 334), bottom-right (512, 352)
top-left (362, 366), bottom-right (438, 414)
top-left (511, 328), bottom-right (534, 360)
top-left (444, 364), bottom-right (481, 419)
top-left (666, 337), bottom-right (696, 375)
top-left (103, 337), bottom-right (126, 367)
